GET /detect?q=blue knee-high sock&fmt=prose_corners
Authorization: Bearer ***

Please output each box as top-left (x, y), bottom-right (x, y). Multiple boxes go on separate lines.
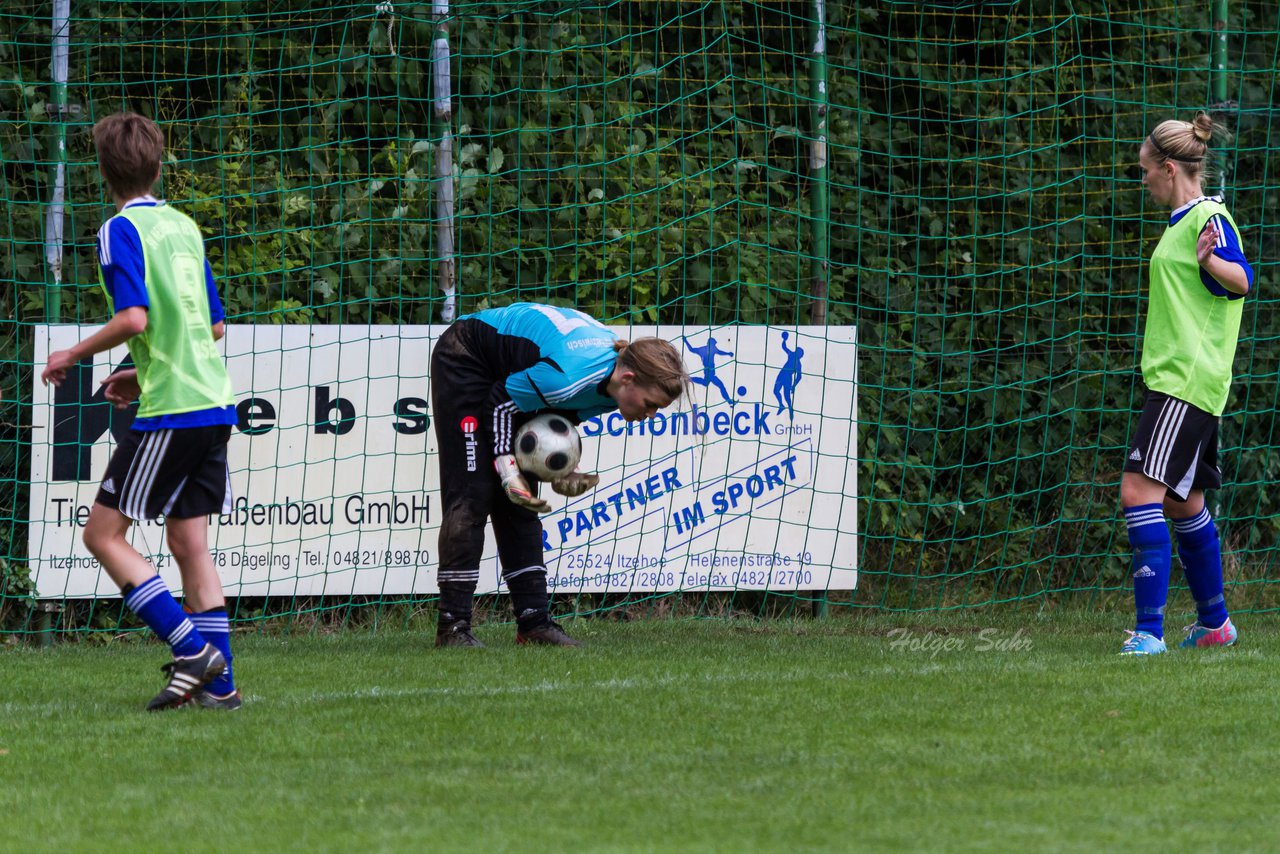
top-left (1174, 507), bottom-right (1229, 629)
top-left (123, 575), bottom-right (206, 657)
top-left (190, 609), bottom-right (235, 695)
top-left (1125, 504), bottom-right (1171, 639)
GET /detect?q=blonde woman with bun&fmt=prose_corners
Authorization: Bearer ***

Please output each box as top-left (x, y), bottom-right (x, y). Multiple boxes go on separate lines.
top-left (1118, 112), bottom-right (1255, 656)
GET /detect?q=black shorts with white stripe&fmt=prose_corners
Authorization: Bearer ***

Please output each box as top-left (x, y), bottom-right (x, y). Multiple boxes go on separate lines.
top-left (96, 424), bottom-right (233, 520)
top-left (1124, 390), bottom-right (1221, 501)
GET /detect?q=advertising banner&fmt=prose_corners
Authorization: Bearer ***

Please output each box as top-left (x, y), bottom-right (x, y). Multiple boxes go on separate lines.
top-left (30, 324), bottom-right (856, 597)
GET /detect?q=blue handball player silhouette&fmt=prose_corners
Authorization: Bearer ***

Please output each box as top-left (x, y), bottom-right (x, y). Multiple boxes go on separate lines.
top-left (773, 331), bottom-right (805, 419)
top-left (684, 336), bottom-right (736, 404)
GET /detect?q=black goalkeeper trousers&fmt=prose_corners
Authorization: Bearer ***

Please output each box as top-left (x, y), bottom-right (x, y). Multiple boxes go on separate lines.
top-left (431, 323), bottom-right (544, 589)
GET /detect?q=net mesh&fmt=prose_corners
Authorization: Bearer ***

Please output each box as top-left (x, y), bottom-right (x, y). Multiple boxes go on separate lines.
top-left (3, 1), bottom-right (1280, 636)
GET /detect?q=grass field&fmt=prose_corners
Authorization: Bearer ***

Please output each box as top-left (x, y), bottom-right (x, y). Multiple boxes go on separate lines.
top-left (3, 610), bottom-right (1279, 852)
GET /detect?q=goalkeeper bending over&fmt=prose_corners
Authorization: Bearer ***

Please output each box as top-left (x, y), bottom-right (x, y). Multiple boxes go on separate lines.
top-left (431, 303), bottom-right (688, 647)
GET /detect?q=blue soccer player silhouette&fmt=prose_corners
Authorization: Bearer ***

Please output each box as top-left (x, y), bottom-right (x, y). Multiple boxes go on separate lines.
top-left (773, 331), bottom-right (805, 419)
top-left (684, 336), bottom-right (735, 404)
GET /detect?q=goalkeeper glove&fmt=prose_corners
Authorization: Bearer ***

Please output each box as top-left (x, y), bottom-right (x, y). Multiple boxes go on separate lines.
top-left (551, 471), bottom-right (599, 497)
top-left (494, 455), bottom-right (552, 513)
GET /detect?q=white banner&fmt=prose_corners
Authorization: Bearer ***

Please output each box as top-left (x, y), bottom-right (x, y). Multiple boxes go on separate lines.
top-left (30, 324), bottom-right (856, 597)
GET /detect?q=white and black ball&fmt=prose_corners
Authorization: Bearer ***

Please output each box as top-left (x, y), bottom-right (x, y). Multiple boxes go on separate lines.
top-left (514, 413), bottom-right (582, 481)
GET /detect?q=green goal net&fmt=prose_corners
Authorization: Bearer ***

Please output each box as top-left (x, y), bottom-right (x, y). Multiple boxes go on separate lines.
top-left (2, 1), bottom-right (1279, 638)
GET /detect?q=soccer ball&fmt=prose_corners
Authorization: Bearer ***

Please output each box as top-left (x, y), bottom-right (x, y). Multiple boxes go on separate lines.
top-left (514, 413), bottom-right (582, 481)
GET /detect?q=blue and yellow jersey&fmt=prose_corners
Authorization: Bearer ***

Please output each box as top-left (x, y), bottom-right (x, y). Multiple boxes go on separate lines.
top-left (1142, 195), bottom-right (1256, 416)
top-left (97, 197), bottom-right (238, 430)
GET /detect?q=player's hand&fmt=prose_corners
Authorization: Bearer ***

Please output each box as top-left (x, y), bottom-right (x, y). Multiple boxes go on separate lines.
top-left (494, 455), bottom-right (552, 513)
top-left (100, 368), bottom-right (141, 409)
top-left (1197, 222), bottom-right (1219, 266)
top-left (41, 349), bottom-right (78, 387)
top-left (551, 471), bottom-right (599, 497)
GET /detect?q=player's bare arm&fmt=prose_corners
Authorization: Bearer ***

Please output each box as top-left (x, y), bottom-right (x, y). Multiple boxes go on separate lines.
top-left (1196, 223), bottom-right (1250, 295)
top-left (41, 306), bottom-right (148, 387)
top-left (100, 368), bottom-right (141, 409)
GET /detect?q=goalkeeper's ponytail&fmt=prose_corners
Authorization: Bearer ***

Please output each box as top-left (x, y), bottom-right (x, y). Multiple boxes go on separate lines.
top-left (614, 338), bottom-right (690, 402)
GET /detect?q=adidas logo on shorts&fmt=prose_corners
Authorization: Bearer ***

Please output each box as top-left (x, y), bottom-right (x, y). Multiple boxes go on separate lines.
top-left (1129, 449), bottom-right (1142, 461)
top-left (101, 478), bottom-right (117, 494)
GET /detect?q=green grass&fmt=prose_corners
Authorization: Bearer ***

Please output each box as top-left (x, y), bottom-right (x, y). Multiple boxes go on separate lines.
top-left (3, 611), bottom-right (1278, 852)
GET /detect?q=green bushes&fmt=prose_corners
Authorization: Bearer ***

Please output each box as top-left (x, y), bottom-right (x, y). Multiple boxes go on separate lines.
top-left (3, 2), bottom-right (1278, 621)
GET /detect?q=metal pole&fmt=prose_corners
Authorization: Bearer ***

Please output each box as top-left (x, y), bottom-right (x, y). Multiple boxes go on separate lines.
top-left (44, 0), bottom-right (70, 322)
top-left (36, 0), bottom-right (73, 647)
top-left (432, 0), bottom-right (457, 322)
top-left (39, 602), bottom-right (60, 648)
top-left (1210, 0), bottom-right (1230, 198)
top-left (806, 0), bottom-right (830, 328)
top-left (807, 0), bottom-right (830, 618)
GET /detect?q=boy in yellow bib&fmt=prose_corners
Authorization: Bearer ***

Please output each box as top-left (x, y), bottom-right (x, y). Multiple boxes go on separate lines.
top-left (42, 113), bottom-right (241, 708)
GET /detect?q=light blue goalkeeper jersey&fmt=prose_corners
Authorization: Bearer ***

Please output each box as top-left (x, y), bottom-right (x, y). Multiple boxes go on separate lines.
top-left (465, 303), bottom-right (621, 419)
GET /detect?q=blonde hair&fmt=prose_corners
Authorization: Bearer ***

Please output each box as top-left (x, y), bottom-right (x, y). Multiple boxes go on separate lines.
top-left (1146, 111), bottom-right (1230, 189)
top-left (613, 337), bottom-right (690, 402)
